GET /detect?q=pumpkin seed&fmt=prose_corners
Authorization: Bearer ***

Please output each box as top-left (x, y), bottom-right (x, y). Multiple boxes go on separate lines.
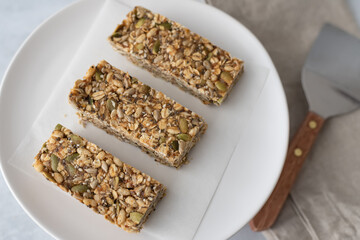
top-left (50, 154), bottom-right (59, 172)
top-left (215, 81), bottom-right (227, 92)
top-left (95, 70), bottom-right (102, 81)
top-left (65, 153), bottom-right (79, 162)
top-left (54, 124), bottom-right (63, 131)
top-left (66, 163), bottom-right (76, 177)
top-left (69, 134), bottom-right (82, 145)
top-left (206, 52), bottom-right (213, 61)
top-left (179, 118), bottom-right (188, 133)
top-left (159, 136), bottom-right (166, 144)
top-left (170, 140), bottom-right (179, 151)
top-left (112, 32), bottom-right (121, 38)
top-left (152, 40), bottom-right (160, 54)
top-left (177, 133), bottom-right (191, 142)
top-left (220, 71), bottom-right (233, 84)
top-left (88, 97), bottom-right (93, 106)
top-left (129, 212), bottom-right (144, 224)
top-left (217, 97), bottom-right (224, 105)
top-left (106, 99), bottom-right (116, 112)
top-left (135, 18), bottom-right (145, 28)
top-left (42, 172), bottom-right (55, 183)
top-left (159, 21), bottom-right (171, 30)
top-left (135, 43), bottom-right (144, 50)
top-left (131, 77), bottom-right (138, 83)
top-left (139, 85), bottom-right (150, 94)
top-left (71, 184), bottom-right (88, 193)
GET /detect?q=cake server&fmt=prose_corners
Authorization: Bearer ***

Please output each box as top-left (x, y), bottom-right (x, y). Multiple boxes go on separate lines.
top-left (250, 23), bottom-right (360, 231)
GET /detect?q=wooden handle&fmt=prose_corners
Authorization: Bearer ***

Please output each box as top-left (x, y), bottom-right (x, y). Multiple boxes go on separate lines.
top-left (250, 111), bottom-right (325, 231)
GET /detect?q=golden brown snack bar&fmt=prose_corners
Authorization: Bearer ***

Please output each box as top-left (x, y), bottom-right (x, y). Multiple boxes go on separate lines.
top-left (108, 6), bottom-right (244, 105)
top-left (68, 60), bottom-right (207, 168)
top-left (33, 124), bottom-right (166, 233)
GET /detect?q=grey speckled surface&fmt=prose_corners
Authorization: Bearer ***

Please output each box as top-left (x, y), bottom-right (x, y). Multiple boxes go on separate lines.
top-left (0, 0), bottom-right (264, 239)
top-left (208, 0), bottom-right (360, 240)
top-left (2, 1), bottom-right (359, 239)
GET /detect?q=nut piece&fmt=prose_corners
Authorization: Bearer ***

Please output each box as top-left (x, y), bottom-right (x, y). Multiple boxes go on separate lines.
top-left (53, 172), bottom-right (63, 183)
top-left (125, 196), bottom-right (136, 206)
top-left (113, 157), bottom-right (123, 167)
top-left (135, 43), bottom-right (144, 50)
top-left (90, 179), bottom-right (98, 189)
top-left (33, 160), bottom-right (44, 172)
top-left (101, 161), bottom-right (108, 172)
top-left (42, 172), bottom-right (55, 183)
top-left (153, 110), bottom-right (160, 122)
top-left (92, 91), bottom-right (105, 100)
top-left (136, 34), bottom-right (146, 43)
top-left (147, 28), bottom-right (157, 38)
top-left (167, 127), bottom-right (180, 134)
top-left (109, 164), bottom-right (118, 177)
top-left (192, 52), bottom-right (202, 61)
top-left (118, 187), bottom-right (130, 196)
top-left (52, 131), bottom-right (64, 139)
top-left (117, 209), bottom-right (126, 224)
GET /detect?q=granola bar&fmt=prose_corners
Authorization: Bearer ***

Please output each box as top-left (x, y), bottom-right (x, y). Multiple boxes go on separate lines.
top-left (33, 124), bottom-right (165, 233)
top-left (108, 6), bottom-right (244, 105)
top-left (69, 60), bottom-right (207, 168)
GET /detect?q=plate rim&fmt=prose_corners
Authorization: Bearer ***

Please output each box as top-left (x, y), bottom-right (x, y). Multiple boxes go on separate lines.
top-left (0, 0), bottom-right (102, 239)
top-left (0, 0), bottom-right (289, 239)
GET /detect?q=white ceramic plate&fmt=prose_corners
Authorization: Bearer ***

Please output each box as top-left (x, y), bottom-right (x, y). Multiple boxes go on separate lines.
top-left (0, 0), bottom-right (289, 239)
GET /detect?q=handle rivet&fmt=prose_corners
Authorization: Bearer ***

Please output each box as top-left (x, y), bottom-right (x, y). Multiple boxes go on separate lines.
top-left (309, 120), bottom-right (317, 129)
top-left (294, 148), bottom-right (303, 157)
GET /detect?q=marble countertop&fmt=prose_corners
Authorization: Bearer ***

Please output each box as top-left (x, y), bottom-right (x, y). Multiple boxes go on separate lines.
top-left (0, 0), bottom-right (264, 239)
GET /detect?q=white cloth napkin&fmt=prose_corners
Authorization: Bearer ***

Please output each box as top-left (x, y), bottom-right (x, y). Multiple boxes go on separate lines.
top-left (7, 0), bottom-right (269, 239)
top-left (209, 0), bottom-right (360, 239)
